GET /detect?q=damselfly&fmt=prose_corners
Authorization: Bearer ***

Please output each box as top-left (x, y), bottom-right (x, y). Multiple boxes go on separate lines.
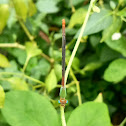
top-left (58, 19), bottom-right (68, 107)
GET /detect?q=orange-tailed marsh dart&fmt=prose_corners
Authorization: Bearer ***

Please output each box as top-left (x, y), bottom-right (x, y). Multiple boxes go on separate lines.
top-left (58, 19), bottom-right (68, 107)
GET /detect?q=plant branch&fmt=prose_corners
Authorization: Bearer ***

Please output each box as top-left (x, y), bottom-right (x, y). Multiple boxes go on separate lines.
top-left (60, 106), bottom-right (66, 126)
top-left (65, 0), bottom-right (94, 85)
top-left (22, 56), bottom-right (30, 73)
top-left (41, 53), bottom-right (54, 64)
top-left (0, 72), bottom-right (45, 86)
top-left (18, 19), bottom-right (34, 41)
top-left (70, 68), bottom-right (82, 105)
top-left (0, 43), bottom-right (25, 49)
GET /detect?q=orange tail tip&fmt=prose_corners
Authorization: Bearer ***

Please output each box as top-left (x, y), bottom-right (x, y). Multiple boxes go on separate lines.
top-left (62, 19), bottom-right (65, 26)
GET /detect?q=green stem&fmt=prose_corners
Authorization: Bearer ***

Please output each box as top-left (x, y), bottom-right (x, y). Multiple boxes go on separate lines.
top-left (70, 68), bottom-right (82, 105)
top-left (65, 0), bottom-right (94, 85)
top-left (22, 56), bottom-right (30, 73)
top-left (0, 72), bottom-right (45, 86)
top-left (19, 19), bottom-right (34, 41)
top-left (60, 106), bottom-right (66, 126)
top-left (66, 81), bottom-right (76, 88)
top-left (0, 43), bottom-right (25, 49)
top-left (41, 53), bottom-right (54, 64)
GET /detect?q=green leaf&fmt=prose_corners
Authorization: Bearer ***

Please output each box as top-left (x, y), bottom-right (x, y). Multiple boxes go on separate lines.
top-left (67, 0), bottom-right (84, 7)
top-left (0, 85), bottom-right (5, 108)
top-left (7, 77), bottom-right (29, 91)
top-left (45, 69), bottom-right (57, 92)
top-left (54, 64), bottom-right (62, 81)
top-left (28, 0), bottom-right (37, 17)
top-left (67, 102), bottom-right (111, 126)
top-left (1, 91), bottom-right (59, 126)
top-left (83, 61), bottom-right (102, 72)
top-left (100, 45), bottom-right (120, 62)
top-left (0, 54), bottom-right (10, 68)
top-left (117, 7), bottom-right (126, 17)
top-left (94, 93), bottom-right (103, 103)
top-left (68, 8), bottom-right (87, 28)
top-left (105, 37), bottom-right (126, 57)
top-left (110, 1), bottom-right (116, 10)
top-left (13, 0), bottom-right (28, 21)
top-left (8, 48), bottom-right (26, 65)
top-left (72, 57), bottom-right (80, 71)
top-left (52, 16), bottom-right (69, 26)
top-left (31, 59), bottom-right (51, 79)
top-left (25, 41), bottom-right (42, 59)
top-left (104, 58), bottom-right (126, 82)
top-left (4, 60), bottom-right (18, 73)
top-left (119, 118), bottom-right (126, 126)
top-left (0, 4), bottom-right (10, 33)
top-left (89, 35), bottom-right (101, 47)
top-left (36, 0), bottom-right (60, 13)
top-left (75, 9), bottom-right (112, 38)
top-left (101, 17), bottom-right (122, 42)
top-left (7, 8), bottom-right (17, 28)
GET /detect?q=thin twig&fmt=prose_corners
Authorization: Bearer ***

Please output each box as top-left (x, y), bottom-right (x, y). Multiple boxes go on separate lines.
top-left (18, 19), bottom-right (34, 41)
top-left (70, 68), bottom-right (82, 105)
top-left (41, 53), bottom-right (54, 63)
top-left (0, 72), bottom-right (45, 86)
top-left (65, 0), bottom-right (94, 85)
top-left (0, 43), bottom-right (25, 49)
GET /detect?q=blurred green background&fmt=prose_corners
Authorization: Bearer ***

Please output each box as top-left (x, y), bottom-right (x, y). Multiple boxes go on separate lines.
top-left (0, 0), bottom-right (126, 126)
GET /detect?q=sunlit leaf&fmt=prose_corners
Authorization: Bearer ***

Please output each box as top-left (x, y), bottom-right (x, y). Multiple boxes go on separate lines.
top-left (104, 58), bottom-right (126, 82)
top-left (94, 93), bottom-right (103, 103)
top-left (2, 91), bottom-right (59, 126)
top-left (8, 77), bottom-right (29, 90)
top-left (67, 102), bottom-right (111, 126)
top-left (13, 0), bottom-right (28, 21)
top-left (45, 69), bottom-right (57, 92)
top-left (68, 8), bottom-right (87, 28)
top-left (0, 4), bottom-right (9, 33)
top-left (25, 41), bottom-right (42, 59)
top-left (0, 54), bottom-right (10, 68)
top-left (0, 86), bottom-right (5, 108)
top-left (28, 0), bottom-right (37, 16)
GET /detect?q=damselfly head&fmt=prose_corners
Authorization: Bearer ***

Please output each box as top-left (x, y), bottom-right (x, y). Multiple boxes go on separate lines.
top-left (58, 98), bottom-right (68, 107)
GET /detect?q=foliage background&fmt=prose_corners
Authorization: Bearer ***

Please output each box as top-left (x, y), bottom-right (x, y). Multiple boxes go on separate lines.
top-left (0, 0), bottom-right (126, 126)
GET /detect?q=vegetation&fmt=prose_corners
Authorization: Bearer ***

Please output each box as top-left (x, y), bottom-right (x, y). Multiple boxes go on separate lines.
top-left (0, 0), bottom-right (126, 126)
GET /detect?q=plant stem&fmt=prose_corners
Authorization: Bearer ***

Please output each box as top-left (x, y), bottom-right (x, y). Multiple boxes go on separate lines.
top-left (70, 68), bottom-right (82, 105)
top-left (65, 0), bottom-right (94, 85)
top-left (24, 74), bottom-right (45, 86)
top-left (22, 56), bottom-right (30, 73)
top-left (60, 106), bottom-right (66, 126)
top-left (0, 43), bottom-right (25, 49)
top-left (66, 81), bottom-right (76, 88)
top-left (0, 72), bottom-right (45, 86)
top-left (18, 19), bottom-right (34, 41)
top-left (41, 53), bottom-right (54, 63)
